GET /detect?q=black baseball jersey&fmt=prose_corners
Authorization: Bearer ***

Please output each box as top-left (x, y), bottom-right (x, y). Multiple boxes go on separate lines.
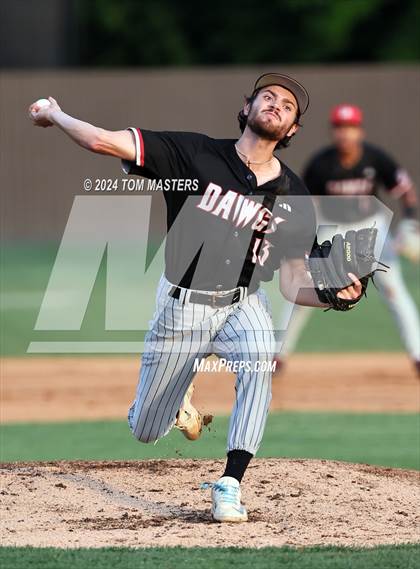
top-left (122, 128), bottom-right (315, 291)
top-left (303, 142), bottom-right (403, 223)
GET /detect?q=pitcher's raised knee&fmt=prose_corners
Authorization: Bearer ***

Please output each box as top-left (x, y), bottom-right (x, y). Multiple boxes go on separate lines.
top-left (128, 406), bottom-right (174, 443)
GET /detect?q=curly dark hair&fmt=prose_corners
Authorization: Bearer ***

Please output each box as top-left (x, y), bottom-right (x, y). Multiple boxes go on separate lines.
top-left (237, 88), bottom-right (302, 149)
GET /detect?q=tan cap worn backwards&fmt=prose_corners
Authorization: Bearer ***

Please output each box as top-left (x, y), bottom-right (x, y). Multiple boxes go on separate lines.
top-left (254, 73), bottom-right (310, 115)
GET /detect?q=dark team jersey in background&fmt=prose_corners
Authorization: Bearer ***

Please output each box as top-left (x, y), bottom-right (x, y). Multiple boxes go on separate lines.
top-left (123, 129), bottom-right (315, 291)
top-left (303, 142), bottom-right (401, 223)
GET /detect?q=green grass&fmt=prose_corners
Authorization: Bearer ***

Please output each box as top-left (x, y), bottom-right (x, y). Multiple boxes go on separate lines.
top-left (2, 412), bottom-right (419, 469)
top-left (0, 243), bottom-right (155, 355)
top-left (296, 257), bottom-right (420, 352)
top-left (0, 544), bottom-right (419, 569)
top-left (1, 243), bottom-right (419, 355)
top-left (273, 252), bottom-right (418, 352)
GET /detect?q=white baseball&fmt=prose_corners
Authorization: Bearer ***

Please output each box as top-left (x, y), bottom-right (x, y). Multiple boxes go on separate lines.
top-left (31, 98), bottom-right (51, 117)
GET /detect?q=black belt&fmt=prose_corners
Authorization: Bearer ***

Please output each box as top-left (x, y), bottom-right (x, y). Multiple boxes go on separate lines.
top-left (169, 285), bottom-right (256, 308)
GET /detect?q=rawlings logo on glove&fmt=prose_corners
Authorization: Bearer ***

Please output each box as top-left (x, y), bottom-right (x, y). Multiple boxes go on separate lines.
top-left (308, 227), bottom-right (385, 311)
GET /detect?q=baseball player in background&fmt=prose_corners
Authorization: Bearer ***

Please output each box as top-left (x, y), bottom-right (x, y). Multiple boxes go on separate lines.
top-left (29, 75), bottom-right (372, 523)
top-left (274, 104), bottom-right (420, 376)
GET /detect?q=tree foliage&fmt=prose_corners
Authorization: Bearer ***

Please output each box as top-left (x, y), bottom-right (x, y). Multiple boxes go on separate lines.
top-left (75, 0), bottom-right (420, 66)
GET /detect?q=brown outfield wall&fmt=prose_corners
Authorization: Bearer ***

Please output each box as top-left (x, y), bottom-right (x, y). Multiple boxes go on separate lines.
top-left (2, 66), bottom-right (419, 241)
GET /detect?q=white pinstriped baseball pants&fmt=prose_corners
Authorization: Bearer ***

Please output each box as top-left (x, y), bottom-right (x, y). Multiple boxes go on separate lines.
top-left (128, 274), bottom-right (275, 455)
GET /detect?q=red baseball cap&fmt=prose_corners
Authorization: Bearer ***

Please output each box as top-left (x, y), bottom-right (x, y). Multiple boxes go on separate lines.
top-left (330, 104), bottom-right (363, 126)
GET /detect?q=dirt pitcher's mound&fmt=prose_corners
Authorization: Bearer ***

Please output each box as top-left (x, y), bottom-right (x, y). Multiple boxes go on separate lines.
top-left (1, 459), bottom-right (418, 549)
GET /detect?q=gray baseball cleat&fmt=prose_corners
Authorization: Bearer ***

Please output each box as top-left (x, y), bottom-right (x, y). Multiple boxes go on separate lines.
top-left (211, 476), bottom-right (248, 523)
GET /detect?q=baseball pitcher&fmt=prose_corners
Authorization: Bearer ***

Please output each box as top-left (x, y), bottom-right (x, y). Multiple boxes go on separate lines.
top-left (29, 74), bottom-right (379, 523)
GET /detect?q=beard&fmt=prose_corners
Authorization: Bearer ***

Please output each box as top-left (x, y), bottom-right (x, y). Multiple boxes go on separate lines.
top-left (246, 109), bottom-right (291, 142)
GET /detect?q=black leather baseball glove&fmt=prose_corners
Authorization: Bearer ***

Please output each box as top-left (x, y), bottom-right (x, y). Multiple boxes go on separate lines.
top-left (308, 228), bottom-right (383, 311)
